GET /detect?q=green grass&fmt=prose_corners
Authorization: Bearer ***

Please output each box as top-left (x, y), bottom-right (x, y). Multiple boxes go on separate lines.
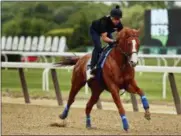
top-left (1, 58), bottom-right (181, 103)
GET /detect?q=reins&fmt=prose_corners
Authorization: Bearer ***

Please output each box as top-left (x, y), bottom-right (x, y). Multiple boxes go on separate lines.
top-left (112, 35), bottom-right (139, 70)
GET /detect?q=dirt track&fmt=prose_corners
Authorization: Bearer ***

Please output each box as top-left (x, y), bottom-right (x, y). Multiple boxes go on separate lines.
top-left (2, 102), bottom-right (181, 135)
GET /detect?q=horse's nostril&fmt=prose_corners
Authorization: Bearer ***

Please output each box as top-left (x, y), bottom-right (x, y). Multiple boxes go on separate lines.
top-left (130, 61), bottom-right (137, 67)
top-left (130, 61), bottom-right (134, 64)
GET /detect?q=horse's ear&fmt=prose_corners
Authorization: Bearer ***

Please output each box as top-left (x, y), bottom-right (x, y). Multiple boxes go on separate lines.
top-left (136, 29), bottom-right (141, 36)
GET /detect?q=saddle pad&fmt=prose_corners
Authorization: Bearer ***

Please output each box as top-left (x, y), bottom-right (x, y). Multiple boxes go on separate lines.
top-left (86, 45), bottom-right (113, 70)
top-left (97, 45), bottom-right (113, 69)
top-left (86, 45), bottom-right (113, 89)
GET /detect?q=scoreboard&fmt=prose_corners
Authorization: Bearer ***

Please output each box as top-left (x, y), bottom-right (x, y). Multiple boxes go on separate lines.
top-left (142, 9), bottom-right (181, 54)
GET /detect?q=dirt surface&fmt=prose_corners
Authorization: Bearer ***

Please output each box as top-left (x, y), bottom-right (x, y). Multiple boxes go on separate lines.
top-left (2, 96), bottom-right (177, 114)
top-left (2, 102), bottom-right (181, 135)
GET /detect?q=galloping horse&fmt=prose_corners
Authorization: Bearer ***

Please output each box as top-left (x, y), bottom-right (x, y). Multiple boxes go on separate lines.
top-left (59, 27), bottom-right (151, 131)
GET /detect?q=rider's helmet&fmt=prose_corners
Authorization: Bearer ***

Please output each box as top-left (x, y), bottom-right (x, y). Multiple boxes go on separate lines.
top-left (110, 5), bottom-right (122, 19)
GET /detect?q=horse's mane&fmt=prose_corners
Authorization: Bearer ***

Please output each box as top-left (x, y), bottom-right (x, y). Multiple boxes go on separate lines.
top-left (116, 27), bottom-right (140, 44)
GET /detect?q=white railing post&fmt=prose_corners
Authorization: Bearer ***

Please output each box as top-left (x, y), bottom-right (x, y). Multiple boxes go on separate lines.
top-left (174, 58), bottom-right (181, 66)
top-left (45, 68), bottom-right (50, 91)
top-left (42, 69), bottom-right (47, 91)
top-left (162, 72), bottom-right (168, 99)
top-left (156, 58), bottom-right (161, 66)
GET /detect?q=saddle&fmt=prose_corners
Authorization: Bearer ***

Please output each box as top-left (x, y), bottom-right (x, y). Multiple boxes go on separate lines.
top-left (96, 45), bottom-right (113, 69)
top-left (87, 45), bottom-right (114, 87)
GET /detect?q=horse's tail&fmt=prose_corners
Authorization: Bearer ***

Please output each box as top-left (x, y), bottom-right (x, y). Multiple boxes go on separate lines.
top-left (54, 56), bottom-right (80, 66)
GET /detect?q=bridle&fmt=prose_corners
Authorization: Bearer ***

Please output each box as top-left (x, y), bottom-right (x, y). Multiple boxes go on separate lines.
top-left (113, 35), bottom-right (139, 68)
top-left (115, 35), bottom-right (139, 59)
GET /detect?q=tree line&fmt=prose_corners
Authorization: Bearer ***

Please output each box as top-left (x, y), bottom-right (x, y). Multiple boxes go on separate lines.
top-left (2, 1), bottom-right (166, 51)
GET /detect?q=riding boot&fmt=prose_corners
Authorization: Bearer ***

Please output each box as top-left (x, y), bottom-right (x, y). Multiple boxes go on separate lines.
top-left (90, 48), bottom-right (100, 74)
top-left (86, 48), bottom-right (100, 80)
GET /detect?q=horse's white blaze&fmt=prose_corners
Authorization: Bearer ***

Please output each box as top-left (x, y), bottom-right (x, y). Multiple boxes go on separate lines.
top-left (132, 40), bottom-right (137, 52)
top-left (130, 39), bottom-right (138, 64)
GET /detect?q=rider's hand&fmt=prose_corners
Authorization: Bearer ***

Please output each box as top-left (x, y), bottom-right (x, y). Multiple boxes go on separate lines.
top-left (108, 39), bottom-right (117, 46)
top-left (109, 39), bottom-right (117, 46)
top-left (112, 39), bottom-right (117, 44)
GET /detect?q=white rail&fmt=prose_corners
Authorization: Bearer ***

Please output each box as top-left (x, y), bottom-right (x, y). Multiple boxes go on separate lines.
top-left (1, 51), bottom-right (87, 57)
top-left (1, 62), bottom-right (181, 73)
top-left (2, 62), bottom-right (181, 99)
top-left (2, 51), bottom-right (181, 58)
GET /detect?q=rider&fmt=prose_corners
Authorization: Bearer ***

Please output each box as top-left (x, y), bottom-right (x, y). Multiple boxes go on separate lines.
top-left (87, 5), bottom-right (123, 79)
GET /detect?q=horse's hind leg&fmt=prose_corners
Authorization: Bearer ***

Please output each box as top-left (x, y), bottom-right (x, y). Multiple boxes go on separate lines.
top-left (127, 79), bottom-right (151, 120)
top-left (59, 73), bottom-right (86, 120)
top-left (85, 81), bottom-right (103, 128)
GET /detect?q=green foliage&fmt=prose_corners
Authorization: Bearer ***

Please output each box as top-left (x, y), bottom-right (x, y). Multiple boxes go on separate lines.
top-left (34, 3), bottom-right (49, 13)
top-left (2, 20), bottom-right (20, 36)
top-left (46, 28), bottom-right (73, 45)
top-left (53, 6), bottom-right (77, 24)
top-left (46, 28), bottom-right (74, 36)
top-left (68, 13), bottom-right (91, 49)
top-left (60, 3), bottom-right (112, 28)
top-left (2, 18), bottom-right (49, 36)
top-left (1, 1), bottom-right (85, 36)
top-left (2, 1), bottom-right (167, 49)
top-left (128, 1), bottom-right (166, 8)
top-left (69, 46), bottom-right (87, 52)
top-left (121, 5), bottom-right (145, 42)
top-left (30, 18), bottom-right (50, 36)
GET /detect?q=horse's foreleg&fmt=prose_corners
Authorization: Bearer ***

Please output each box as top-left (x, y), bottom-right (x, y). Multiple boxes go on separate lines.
top-left (127, 80), bottom-right (151, 120)
top-left (111, 85), bottom-right (129, 131)
top-left (106, 82), bottom-right (129, 131)
top-left (85, 82), bottom-right (103, 128)
top-left (59, 80), bottom-right (85, 120)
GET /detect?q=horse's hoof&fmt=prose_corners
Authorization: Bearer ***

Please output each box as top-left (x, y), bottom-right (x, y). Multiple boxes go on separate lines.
top-left (145, 115), bottom-right (151, 120)
top-left (144, 111), bottom-right (151, 120)
top-left (86, 122), bottom-right (92, 129)
top-left (123, 127), bottom-right (129, 132)
top-left (86, 126), bottom-right (91, 129)
top-left (86, 125), bottom-right (92, 129)
top-left (59, 114), bottom-right (67, 120)
top-left (124, 129), bottom-right (129, 132)
top-left (86, 126), bottom-right (97, 130)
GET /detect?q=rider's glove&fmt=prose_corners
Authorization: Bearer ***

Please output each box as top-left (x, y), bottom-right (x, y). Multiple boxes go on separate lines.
top-left (112, 39), bottom-right (117, 44)
top-left (109, 39), bottom-right (117, 47)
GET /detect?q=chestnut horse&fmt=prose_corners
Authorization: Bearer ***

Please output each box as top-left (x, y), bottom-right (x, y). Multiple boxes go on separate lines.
top-left (59, 27), bottom-right (151, 131)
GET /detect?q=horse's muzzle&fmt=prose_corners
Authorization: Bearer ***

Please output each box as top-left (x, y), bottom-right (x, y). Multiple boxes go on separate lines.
top-left (129, 61), bottom-right (137, 67)
top-left (129, 52), bottom-right (138, 67)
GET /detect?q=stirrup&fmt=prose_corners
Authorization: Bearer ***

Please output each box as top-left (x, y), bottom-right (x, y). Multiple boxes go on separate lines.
top-left (90, 66), bottom-right (97, 75)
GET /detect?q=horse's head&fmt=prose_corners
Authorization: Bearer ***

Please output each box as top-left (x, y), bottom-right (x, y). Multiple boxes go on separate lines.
top-left (116, 27), bottom-right (140, 67)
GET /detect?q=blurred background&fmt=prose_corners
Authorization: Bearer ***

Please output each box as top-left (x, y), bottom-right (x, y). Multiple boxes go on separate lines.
top-left (2, 1), bottom-right (181, 52)
top-left (1, 1), bottom-right (181, 104)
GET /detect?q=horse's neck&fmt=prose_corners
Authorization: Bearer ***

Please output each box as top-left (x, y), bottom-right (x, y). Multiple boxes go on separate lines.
top-left (110, 47), bottom-right (125, 67)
